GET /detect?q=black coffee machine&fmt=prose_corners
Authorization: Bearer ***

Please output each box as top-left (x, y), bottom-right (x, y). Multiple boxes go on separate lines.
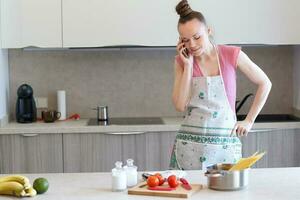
top-left (16, 84), bottom-right (37, 123)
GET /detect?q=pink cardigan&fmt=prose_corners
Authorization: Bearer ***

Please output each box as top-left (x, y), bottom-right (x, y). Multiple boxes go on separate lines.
top-left (175, 45), bottom-right (241, 112)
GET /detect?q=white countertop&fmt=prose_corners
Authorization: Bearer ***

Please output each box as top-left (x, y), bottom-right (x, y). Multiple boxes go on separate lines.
top-left (0, 118), bottom-right (180, 134)
top-left (0, 168), bottom-right (299, 200)
top-left (0, 117), bottom-right (300, 135)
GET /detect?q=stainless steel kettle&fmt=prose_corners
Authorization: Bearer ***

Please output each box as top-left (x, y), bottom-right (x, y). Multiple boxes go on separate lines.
top-left (95, 106), bottom-right (108, 121)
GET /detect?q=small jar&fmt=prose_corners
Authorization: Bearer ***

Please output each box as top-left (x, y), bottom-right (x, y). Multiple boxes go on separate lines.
top-left (111, 161), bottom-right (127, 192)
top-left (124, 159), bottom-right (138, 188)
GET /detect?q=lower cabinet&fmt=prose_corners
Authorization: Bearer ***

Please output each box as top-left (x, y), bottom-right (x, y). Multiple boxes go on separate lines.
top-left (1, 129), bottom-right (299, 173)
top-left (123, 131), bottom-right (176, 171)
top-left (63, 132), bottom-right (177, 172)
top-left (0, 134), bottom-right (63, 173)
top-left (241, 129), bottom-right (300, 168)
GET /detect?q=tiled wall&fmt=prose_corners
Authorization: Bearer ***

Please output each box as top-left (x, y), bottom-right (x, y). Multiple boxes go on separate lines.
top-left (8, 46), bottom-right (293, 119)
top-left (293, 46), bottom-right (300, 110)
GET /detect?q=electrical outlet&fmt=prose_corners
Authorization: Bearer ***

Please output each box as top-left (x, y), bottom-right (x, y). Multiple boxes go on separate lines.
top-left (35, 97), bottom-right (48, 108)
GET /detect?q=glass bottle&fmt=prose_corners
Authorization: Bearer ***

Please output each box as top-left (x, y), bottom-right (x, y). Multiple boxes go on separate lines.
top-left (124, 158), bottom-right (138, 188)
top-left (111, 161), bottom-right (127, 192)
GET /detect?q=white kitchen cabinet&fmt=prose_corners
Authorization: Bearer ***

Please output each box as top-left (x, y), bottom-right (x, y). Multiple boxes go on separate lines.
top-left (192, 0), bottom-right (300, 45)
top-left (1, 0), bottom-right (300, 48)
top-left (62, 0), bottom-right (178, 47)
top-left (0, 0), bottom-right (62, 48)
top-left (63, 0), bottom-right (300, 47)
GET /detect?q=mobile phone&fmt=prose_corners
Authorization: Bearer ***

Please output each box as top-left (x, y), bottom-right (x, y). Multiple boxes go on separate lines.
top-left (181, 39), bottom-right (189, 58)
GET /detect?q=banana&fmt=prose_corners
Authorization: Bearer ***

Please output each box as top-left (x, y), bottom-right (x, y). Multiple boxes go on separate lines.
top-left (0, 175), bottom-right (31, 189)
top-left (0, 181), bottom-right (25, 197)
top-left (18, 190), bottom-right (26, 197)
top-left (23, 187), bottom-right (37, 197)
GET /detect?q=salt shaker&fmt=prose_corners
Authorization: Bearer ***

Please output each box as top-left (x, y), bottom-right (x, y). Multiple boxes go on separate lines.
top-left (111, 161), bottom-right (127, 192)
top-left (124, 158), bottom-right (138, 188)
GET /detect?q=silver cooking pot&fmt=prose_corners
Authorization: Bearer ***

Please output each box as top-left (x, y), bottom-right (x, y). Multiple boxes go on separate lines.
top-left (205, 163), bottom-right (249, 191)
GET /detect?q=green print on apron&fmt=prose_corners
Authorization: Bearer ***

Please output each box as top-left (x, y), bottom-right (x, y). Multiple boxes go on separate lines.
top-left (170, 46), bottom-right (242, 170)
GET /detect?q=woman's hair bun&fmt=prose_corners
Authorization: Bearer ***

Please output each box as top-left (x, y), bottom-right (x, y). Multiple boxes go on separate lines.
top-left (176, 0), bottom-right (193, 18)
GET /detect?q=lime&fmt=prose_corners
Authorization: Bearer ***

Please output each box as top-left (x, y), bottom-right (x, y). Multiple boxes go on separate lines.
top-left (33, 177), bottom-right (49, 194)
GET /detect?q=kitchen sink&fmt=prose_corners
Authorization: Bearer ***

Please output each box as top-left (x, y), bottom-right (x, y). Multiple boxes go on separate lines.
top-left (87, 117), bottom-right (165, 126)
top-left (237, 114), bottom-right (300, 123)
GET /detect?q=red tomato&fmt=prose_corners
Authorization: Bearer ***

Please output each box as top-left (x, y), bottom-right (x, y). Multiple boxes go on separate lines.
top-left (167, 175), bottom-right (178, 188)
top-left (154, 173), bottom-right (165, 186)
top-left (147, 175), bottom-right (159, 187)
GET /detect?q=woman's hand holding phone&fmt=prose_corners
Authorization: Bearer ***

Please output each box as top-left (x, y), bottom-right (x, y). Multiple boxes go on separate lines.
top-left (176, 39), bottom-right (193, 68)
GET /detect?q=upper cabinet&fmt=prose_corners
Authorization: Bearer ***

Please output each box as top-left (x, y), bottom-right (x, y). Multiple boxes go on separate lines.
top-left (0, 0), bottom-right (62, 48)
top-left (1, 0), bottom-right (300, 48)
top-left (63, 0), bottom-right (300, 47)
top-left (62, 0), bottom-right (178, 47)
top-left (192, 0), bottom-right (300, 45)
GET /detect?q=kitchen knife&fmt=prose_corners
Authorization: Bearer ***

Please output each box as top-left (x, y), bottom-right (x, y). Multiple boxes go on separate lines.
top-left (179, 178), bottom-right (192, 190)
top-left (142, 173), bottom-right (152, 180)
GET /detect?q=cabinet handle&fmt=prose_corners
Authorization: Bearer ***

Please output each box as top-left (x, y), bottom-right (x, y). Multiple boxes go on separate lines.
top-left (21, 134), bottom-right (39, 137)
top-left (105, 131), bottom-right (146, 135)
top-left (249, 129), bottom-right (274, 133)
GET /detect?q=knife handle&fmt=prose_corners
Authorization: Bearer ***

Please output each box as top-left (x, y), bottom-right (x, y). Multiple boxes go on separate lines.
top-left (179, 178), bottom-right (188, 184)
top-left (142, 173), bottom-right (152, 180)
top-left (180, 178), bottom-right (192, 190)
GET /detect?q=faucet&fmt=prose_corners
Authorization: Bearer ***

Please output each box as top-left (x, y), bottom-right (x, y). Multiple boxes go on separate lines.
top-left (235, 93), bottom-right (254, 114)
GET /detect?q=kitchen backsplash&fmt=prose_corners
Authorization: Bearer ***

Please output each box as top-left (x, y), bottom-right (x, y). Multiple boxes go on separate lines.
top-left (8, 46), bottom-right (293, 119)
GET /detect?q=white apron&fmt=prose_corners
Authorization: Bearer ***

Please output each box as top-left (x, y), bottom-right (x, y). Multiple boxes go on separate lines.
top-left (169, 46), bottom-right (242, 170)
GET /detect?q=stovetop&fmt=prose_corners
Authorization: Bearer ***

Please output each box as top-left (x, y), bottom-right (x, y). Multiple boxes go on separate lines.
top-left (87, 117), bottom-right (164, 126)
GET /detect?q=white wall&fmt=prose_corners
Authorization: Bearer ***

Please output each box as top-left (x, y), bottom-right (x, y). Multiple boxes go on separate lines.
top-left (0, 49), bottom-right (9, 124)
top-left (293, 46), bottom-right (300, 110)
top-left (0, 0), bottom-right (9, 125)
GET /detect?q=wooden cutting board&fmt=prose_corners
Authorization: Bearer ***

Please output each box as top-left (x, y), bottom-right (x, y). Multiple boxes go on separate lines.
top-left (128, 181), bottom-right (203, 198)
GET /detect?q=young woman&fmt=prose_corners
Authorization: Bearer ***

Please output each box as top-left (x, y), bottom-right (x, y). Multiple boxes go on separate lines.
top-left (170, 0), bottom-right (272, 170)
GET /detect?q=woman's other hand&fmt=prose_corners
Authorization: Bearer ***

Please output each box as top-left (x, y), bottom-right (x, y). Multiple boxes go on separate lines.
top-left (176, 40), bottom-right (193, 67)
top-left (231, 119), bottom-right (254, 137)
